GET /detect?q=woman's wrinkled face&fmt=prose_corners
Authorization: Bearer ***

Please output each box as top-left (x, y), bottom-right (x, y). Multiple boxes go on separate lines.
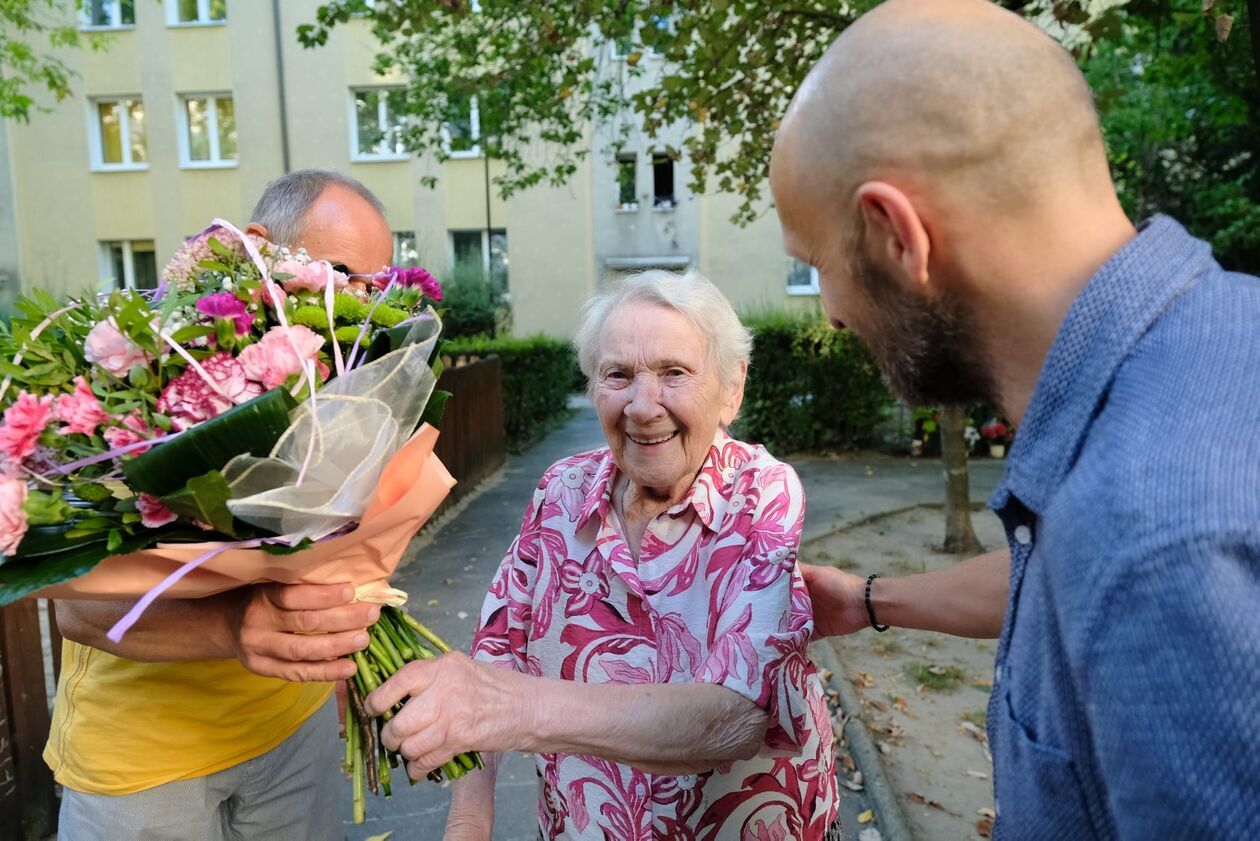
top-left (594, 301), bottom-right (740, 500)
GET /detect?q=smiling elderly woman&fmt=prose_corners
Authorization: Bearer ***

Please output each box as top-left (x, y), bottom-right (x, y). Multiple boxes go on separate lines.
top-left (366, 270), bottom-right (839, 840)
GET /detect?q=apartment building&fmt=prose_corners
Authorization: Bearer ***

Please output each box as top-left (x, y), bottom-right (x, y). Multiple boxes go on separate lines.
top-left (1, 0), bottom-right (819, 338)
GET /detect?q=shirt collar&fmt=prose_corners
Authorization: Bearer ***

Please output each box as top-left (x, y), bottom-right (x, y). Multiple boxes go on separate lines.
top-left (576, 430), bottom-right (738, 533)
top-left (991, 216), bottom-right (1214, 515)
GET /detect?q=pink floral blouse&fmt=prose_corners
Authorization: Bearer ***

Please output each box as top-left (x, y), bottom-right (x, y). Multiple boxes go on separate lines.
top-left (471, 433), bottom-right (838, 840)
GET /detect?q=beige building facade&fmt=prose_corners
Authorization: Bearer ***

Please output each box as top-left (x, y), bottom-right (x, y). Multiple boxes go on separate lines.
top-left (2, 0), bottom-right (818, 339)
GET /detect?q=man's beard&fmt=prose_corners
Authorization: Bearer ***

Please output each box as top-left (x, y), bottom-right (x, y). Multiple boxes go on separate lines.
top-left (848, 250), bottom-right (996, 408)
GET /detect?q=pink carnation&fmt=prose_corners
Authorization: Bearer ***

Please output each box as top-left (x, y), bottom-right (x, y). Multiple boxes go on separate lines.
top-left (103, 412), bottom-right (165, 454)
top-left (273, 260), bottom-right (349, 294)
top-left (0, 391), bottom-right (54, 463)
top-left (156, 352), bottom-right (263, 432)
top-left (53, 376), bottom-right (111, 436)
top-left (84, 318), bottom-right (152, 377)
top-left (136, 493), bottom-right (177, 529)
top-left (0, 475), bottom-right (28, 556)
top-left (238, 325), bottom-right (325, 390)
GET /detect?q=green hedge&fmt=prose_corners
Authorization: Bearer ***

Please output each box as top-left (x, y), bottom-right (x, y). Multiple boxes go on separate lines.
top-left (443, 334), bottom-right (577, 450)
top-left (735, 313), bottom-right (893, 454)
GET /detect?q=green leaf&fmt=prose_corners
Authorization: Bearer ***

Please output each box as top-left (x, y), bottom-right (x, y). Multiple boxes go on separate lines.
top-left (159, 471), bottom-right (237, 537)
top-left (0, 527), bottom-right (205, 607)
top-left (420, 390), bottom-right (452, 430)
top-left (123, 388), bottom-right (298, 497)
top-left (106, 529), bottom-right (123, 552)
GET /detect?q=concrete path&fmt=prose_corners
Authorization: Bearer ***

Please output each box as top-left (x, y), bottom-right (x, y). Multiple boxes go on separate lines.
top-left (341, 404), bottom-right (1007, 840)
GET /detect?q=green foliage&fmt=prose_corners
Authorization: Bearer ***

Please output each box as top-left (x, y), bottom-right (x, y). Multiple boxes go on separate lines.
top-left (440, 259), bottom-right (511, 339)
top-left (734, 312), bottom-right (893, 454)
top-left (443, 334), bottom-right (576, 450)
top-left (1084, 1), bottom-right (1259, 271)
top-left (906, 661), bottom-right (967, 692)
top-left (0, 1), bottom-right (94, 120)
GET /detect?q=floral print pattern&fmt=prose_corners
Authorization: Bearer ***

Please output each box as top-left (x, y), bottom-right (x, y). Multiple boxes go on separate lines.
top-left (471, 433), bottom-right (837, 840)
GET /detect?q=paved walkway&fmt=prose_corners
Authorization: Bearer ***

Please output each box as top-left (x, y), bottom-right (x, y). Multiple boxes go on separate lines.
top-left (342, 405), bottom-right (1007, 840)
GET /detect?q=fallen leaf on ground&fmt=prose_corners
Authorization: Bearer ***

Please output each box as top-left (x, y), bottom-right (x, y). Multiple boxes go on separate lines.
top-left (958, 721), bottom-right (988, 743)
top-left (840, 770), bottom-right (864, 791)
top-left (457, 610), bottom-right (469, 620)
top-left (966, 769), bottom-right (989, 779)
top-left (908, 793), bottom-right (927, 805)
top-left (877, 742), bottom-right (891, 755)
top-left (855, 671), bottom-right (877, 688)
top-left (858, 828), bottom-right (883, 841)
top-left (977, 808), bottom-right (996, 819)
top-left (365, 834), bottom-right (394, 841)
top-left (427, 598), bottom-right (440, 606)
top-left (976, 817), bottom-right (994, 837)
top-left (891, 695), bottom-right (912, 716)
top-left (858, 809), bottom-right (874, 824)
top-left (868, 698), bottom-right (890, 712)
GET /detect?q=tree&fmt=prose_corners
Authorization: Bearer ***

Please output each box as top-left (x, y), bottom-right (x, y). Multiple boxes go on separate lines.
top-left (0, 0), bottom-right (91, 121)
top-left (299, 0), bottom-right (1255, 554)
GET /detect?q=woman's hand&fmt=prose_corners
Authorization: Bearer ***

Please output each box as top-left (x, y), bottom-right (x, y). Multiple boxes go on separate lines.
top-left (366, 652), bottom-right (530, 779)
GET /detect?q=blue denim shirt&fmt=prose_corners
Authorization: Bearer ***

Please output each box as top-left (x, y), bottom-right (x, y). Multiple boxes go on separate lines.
top-left (987, 217), bottom-right (1260, 839)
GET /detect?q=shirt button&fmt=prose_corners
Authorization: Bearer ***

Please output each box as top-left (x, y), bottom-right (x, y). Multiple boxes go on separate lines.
top-left (1014, 525), bottom-right (1032, 546)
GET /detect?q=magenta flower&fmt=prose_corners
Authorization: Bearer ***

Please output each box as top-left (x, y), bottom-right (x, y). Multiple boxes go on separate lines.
top-left (196, 292), bottom-right (253, 335)
top-left (156, 352), bottom-right (261, 431)
top-left (136, 493), bottom-right (177, 528)
top-left (53, 376), bottom-right (111, 437)
top-left (382, 266), bottom-right (443, 301)
top-left (0, 391), bottom-right (54, 463)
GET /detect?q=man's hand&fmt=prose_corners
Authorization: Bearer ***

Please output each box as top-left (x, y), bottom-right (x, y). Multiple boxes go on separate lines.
top-left (367, 653), bottom-right (526, 779)
top-left (232, 583), bottom-right (379, 682)
top-left (801, 563), bottom-right (871, 638)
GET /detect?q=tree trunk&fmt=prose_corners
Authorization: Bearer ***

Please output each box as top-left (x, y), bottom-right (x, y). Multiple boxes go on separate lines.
top-left (939, 405), bottom-right (984, 555)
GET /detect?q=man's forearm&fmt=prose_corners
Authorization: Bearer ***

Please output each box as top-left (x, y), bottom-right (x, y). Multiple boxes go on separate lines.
top-left (523, 677), bottom-right (768, 775)
top-left (871, 549), bottom-right (1010, 637)
top-left (54, 595), bottom-right (240, 662)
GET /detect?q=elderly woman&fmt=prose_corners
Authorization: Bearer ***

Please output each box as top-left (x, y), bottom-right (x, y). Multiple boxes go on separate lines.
top-left (367, 270), bottom-right (839, 840)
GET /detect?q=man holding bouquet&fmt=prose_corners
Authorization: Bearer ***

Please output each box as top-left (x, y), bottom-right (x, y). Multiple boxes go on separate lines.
top-left (48, 170), bottom-right (393, 840)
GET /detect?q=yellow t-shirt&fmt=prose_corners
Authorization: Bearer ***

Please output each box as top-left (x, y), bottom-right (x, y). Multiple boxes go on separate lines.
top-left (44, 640), bottom-right (333, 795)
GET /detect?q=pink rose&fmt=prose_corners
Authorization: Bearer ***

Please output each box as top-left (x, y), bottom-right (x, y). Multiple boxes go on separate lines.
top-left (0, 475), bottom-right (28, 556)
top-left (103, 412), bottom-right (164, 454)
top-left (136, 493), bottom-right (177, 529)
top-left (0, 391), bottom-right (53, 463)
top-left (238, 325), bottom-right (325, 390)
top-left (272, 260), bottom-right (349, 294)
top-left (84, 318), bottom-right (152, 377)
top-left (156, 353), bottom-right (262, 432)
top-left (53, 376), bottom-right (111, 436)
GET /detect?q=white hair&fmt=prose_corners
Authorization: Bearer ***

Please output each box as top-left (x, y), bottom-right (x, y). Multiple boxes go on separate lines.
top-left (574, 269), bottom-right (753, 395)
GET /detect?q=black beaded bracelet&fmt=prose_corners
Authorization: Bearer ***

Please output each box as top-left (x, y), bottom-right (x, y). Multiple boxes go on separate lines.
top-left (865, 573), bottom-right (889, 632)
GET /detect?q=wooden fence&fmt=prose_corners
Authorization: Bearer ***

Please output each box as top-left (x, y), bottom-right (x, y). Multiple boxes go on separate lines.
top-left (1, 600), bottom-right (59, 840)
top-left (0, 355), bottom-right (507, 839)
top-left (433, 355), bottom-right (507, 509)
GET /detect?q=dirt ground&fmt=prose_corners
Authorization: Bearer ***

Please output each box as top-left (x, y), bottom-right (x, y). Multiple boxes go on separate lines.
top-left (802, 506), bottom-right (1007, 841)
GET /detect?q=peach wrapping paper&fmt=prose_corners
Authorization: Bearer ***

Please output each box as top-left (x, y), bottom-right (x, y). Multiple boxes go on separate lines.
top-left (33, 424), bottom-right (454, 602)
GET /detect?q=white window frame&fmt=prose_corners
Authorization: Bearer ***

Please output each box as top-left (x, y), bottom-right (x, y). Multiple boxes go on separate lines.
top-left (443, 96), bottom-right (482, 160)
top-left (87, 97), bottom-right (148, 172)
top-left (350, 88), bottom-right (409, 162)
top-left (98, 240), bottom-right (156, 293)
top-left (165, 0), bottom-right (225, 27)
top-left (448, 228), bottom-right (507, 281)
top-left (787, 261), bottom-right (821, 296)
top-left (176, 93), bottom-right (237, 169)
top-left (79, 0), bottom-right (134, 30)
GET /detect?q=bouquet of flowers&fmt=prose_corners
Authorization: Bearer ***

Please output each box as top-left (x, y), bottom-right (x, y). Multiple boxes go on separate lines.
top-left (0, 219), bottom-right (478, 820)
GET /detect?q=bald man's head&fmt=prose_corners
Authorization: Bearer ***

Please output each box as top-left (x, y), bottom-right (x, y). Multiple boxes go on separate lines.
top-left (772, 0), bottom-right (1112, 223)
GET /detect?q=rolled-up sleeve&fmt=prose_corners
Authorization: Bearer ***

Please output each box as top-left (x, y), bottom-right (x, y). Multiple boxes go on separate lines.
top-left (694, 462), bottom-right (815, 753)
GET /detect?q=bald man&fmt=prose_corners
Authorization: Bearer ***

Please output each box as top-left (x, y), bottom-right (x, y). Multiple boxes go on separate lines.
top-left (772, 0), bottom-right (1260, 838)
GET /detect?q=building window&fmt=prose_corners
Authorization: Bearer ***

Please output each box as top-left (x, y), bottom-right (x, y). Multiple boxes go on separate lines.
top-left (450, 228), bottom-right (508, 290)
top-left (100, 240), bottom-right (158, 292)
top-left (446, 93), bottom-right (481, 158)
top-left (89, 97), bottom-right (147, 170)
top-left (167, 0), bottom-right (226, 25)
top-left (178, 94), bottom-right (237, 167)
top-left (393, 231), bottom-right (419, 266)
top-left (81, 0), bottom-right (135, 28)
top-left (616, 153), bottom-right (638, 210)
top-left (652, 151), bottom-right (676, 209)
top-left (787, 258), bottom-right (820, 295)
top-left (352, 88), bottom-right (407, 160)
